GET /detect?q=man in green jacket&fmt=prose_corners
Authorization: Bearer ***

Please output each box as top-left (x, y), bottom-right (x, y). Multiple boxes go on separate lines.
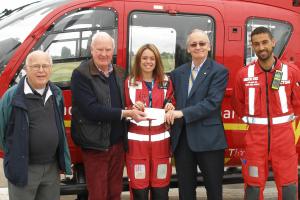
top-left (0, 50), bottom-right (71, 200)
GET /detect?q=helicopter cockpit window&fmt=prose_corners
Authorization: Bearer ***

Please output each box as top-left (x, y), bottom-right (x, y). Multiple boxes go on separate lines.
top-left (53, 9), bottom-right (116, 31)
top-left (21, 8), bottom-right (118, 88)
top-left (0, 0), bottom-right (71, 74)
top-left (128, 12), bottom-right (214, 73)
top-left (245, 18), bottom-right (292, 65)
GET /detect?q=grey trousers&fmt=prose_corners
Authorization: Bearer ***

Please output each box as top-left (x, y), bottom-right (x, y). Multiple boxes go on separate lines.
top-left (8, 161), bottom-right (60, 200)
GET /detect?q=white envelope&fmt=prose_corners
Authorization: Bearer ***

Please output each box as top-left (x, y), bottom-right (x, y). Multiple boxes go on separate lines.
top-left (144, 108), bottom-right (165, 121)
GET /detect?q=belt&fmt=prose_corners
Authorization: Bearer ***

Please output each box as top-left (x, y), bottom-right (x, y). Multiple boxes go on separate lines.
top-left (242, 114), bottom-right (295, 125)
top-left (128, 131), bottom-right (170, 142)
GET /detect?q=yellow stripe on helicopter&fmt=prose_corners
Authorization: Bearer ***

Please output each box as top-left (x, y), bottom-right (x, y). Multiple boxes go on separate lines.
top-left (292, 121), bottom-right (300, 144)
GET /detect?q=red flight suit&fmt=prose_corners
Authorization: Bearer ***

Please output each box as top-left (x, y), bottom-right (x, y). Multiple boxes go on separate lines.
top-left (124, 75), bottom-right (175, 198)
top-left (232, 57), bottom-right (300, 199)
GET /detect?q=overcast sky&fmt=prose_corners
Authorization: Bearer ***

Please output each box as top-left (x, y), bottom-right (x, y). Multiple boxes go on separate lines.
top-left (1, 0), bottom-right (36, 11)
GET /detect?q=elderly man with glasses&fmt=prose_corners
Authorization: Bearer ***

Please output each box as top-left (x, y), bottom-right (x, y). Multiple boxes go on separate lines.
top-left (165, 29), bottom-right (229, 200)
top-left (0, 50), bottom-right (72, 200)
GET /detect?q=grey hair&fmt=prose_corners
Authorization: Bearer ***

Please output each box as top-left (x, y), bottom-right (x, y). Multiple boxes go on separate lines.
top-left (25, 50), bottom-right (53, 66)
top-left (91, 32), bottom-right (115, 49)
top-left (186, 29), bottom-right (210, 47)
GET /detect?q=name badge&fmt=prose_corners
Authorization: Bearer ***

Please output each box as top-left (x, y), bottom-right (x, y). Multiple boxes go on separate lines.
top-left (271, 70), bottom-right (283, 90)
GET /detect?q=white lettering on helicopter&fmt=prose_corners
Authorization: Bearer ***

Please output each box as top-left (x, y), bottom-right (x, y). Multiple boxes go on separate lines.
top-left (64, 106), bottom-right (72, 116)
top-left (222, 109), bottom-right (235, 119)
top-left (228, 148), bottom-right (245, 158)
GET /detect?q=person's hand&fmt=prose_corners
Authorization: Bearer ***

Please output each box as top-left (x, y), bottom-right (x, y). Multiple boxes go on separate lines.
top-left (165, 110), bottom-right (183, 125)
top-left (122, 109), bottom-right (146, 122)
top-left (131, 109), bottom-right (147, 122)
top-left (132, 101), bottom-right (145, 111)
top-left (164, 102), bottom-right (175, 112)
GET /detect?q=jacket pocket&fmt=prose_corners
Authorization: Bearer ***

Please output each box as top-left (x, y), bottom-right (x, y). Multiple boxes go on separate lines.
top-left (126, 157), bottom-right (149, 188)
top-left (4, 153), bottom-right (27, 186)
top-left (72, 115), bottom-right (110, 149)
top-left (151, 157), bottom-right (171, 187)
top-left (242, 158), bottom-right (266, 186)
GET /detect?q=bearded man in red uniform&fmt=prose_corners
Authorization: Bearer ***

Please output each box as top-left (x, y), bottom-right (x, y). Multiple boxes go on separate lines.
top-left (232, 26), bottom-right (300, 199)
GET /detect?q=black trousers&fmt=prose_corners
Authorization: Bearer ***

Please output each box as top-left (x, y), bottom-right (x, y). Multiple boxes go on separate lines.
top-left (174, 130), bottom-right (225, 200)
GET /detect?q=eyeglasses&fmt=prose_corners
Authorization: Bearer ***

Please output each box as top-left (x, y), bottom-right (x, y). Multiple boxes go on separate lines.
top-left (189, 42), bottom-right (208, 48)
top-left (28, 64), bottom-right (51, 71)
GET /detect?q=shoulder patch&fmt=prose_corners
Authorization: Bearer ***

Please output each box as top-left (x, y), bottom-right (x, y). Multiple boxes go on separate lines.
top-left (128, 78), bottom-right (142, 89)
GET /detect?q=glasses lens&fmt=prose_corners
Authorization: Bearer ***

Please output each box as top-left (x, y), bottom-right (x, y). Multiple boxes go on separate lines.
top-left (42, 64), bottom-right (51, 69)
top-left (30, 64), bottom-right (51, 71)
top-left (190, 42), bottom-right (207, 47)
top-left (190, 43), bottom-right (197, 47)
top-left (199, 42), bottom-right (207, 46)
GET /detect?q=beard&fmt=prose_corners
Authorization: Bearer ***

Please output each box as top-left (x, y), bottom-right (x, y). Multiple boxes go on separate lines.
top-left (256, 49), bottom-right (273, 61)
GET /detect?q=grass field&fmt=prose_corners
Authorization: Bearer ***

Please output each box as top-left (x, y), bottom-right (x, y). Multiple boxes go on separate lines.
top-left (51, 55), bottom-right (175, 83)
top-left (51, 62), bottom-right (80, 83)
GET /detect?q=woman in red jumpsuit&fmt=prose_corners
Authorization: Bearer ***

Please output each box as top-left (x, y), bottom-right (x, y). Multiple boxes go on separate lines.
top-left (124, 44), bottom-right (175, 200)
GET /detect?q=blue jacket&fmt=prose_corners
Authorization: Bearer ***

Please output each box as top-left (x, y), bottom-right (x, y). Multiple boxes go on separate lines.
top-left (170, 58), bottom-right (229, 152)
top-left (0, 77), bottom-right (72, 186)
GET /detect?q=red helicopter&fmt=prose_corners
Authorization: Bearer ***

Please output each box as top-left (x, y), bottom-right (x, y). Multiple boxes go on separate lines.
top-left (0, 0), bottom-right (300, 199)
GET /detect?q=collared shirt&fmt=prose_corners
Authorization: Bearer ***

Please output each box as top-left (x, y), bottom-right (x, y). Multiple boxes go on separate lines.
top-left (190, 58), bottom-right (207, 78)
top-left (95, 63), bottom-right (113, 77)
top-left (24, 78), bottom-right (52, 104)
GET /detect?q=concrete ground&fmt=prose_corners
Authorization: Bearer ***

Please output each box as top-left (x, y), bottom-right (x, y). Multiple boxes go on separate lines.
top-left (59, 182), bottom-right (277, 200)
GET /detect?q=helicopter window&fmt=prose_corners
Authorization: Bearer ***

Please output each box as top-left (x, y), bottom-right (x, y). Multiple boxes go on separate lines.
top-left (245, 18), bottom-right (292, 65)
top-left (0, 0), bottom-right (71, 74)
top-left (47, 32), bottom-right (80, 59)
top-left (52, 9), bottom-right (117, 32)
top-left (15, 8), bottom-right (118, 88)
top-left (128, 12), bottom-right (214, 73)
top-left (129, 26), bottom-right (177, 73)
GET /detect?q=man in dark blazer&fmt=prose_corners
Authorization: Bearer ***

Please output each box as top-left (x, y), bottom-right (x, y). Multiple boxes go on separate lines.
top-left (165, 29), bottom-right (229, 200)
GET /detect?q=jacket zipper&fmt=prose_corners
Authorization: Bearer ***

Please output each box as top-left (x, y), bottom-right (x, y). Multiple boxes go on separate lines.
top-left (265, 72), bottom-right (271, 153)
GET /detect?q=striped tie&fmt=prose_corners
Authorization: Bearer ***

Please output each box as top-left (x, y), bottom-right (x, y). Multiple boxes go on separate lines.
top-left (188, 67), bottom-right (198, 95)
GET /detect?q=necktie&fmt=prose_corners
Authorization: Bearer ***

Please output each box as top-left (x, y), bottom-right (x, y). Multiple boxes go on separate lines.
top-left (188, 67), bottom-right (198, 95)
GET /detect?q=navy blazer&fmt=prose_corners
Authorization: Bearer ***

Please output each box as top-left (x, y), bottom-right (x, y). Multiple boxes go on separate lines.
top-left (170, 58), bottom-right (229, 152)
